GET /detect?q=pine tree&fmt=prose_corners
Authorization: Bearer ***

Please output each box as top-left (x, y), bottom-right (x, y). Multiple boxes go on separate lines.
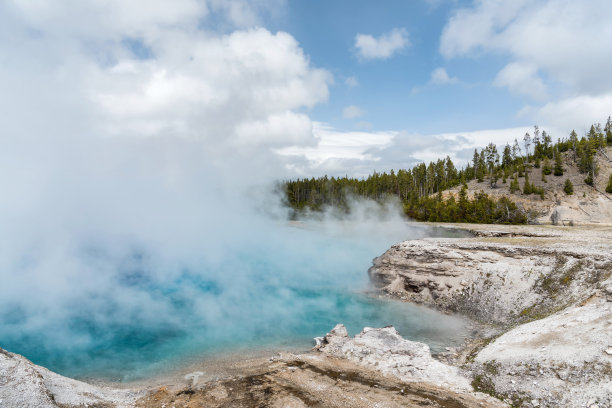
top-left (606, 174), bottom-right (612, 194)
top-left (553, 148), bottom-right (564, 176)
top-left (512, 139), bottom-right (522, 161)
top-left (542, 130), bottom-right (552, 158)
top-left (476, 151), bottom-right (486, 182)
top-left (458, 184), bottom-right (470, 220)
top-left (502, 144), bottom-right (512, 168)
top-left (509, 174), bottom-right (520, 193)
top-left (485, 143), bottom-right (500, 187)
top-left (569, 130), bottom-right (579, 162)
top-left (564, 179), bottom-right (574, 195)
top-left (534, 157), bottom-right (541, 168)
top-left (542, 157), bottom-right (552, 175)
top-left (523, 132), bottom-right (531, 161)
top-left (523, 173), bottom-right (532, 194)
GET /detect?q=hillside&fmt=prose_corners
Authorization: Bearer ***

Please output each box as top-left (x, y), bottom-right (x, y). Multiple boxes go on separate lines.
top-left (445, 146), bottom-right (612, 225)
top-left (284, 123), bottom-right (612, 225)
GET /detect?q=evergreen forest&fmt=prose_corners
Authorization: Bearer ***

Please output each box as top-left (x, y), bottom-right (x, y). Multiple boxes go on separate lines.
top-left (284, 118), bottom-right (612, 224)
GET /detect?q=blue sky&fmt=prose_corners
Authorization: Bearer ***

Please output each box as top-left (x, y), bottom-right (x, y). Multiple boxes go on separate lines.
top-left (1, 0), bottom-right (611, 177)
top-left (272, 0), bottom-right (523, 134)
top-left (271, 0), bottom-right (611, 174)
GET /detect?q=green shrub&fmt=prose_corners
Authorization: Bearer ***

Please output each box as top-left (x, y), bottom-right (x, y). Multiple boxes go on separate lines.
top-left (564, 179), bottom-right (574, 195)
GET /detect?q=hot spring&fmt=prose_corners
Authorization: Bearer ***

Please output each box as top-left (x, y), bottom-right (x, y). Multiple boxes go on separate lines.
top-left (0, 218), bottom-right (469, 382)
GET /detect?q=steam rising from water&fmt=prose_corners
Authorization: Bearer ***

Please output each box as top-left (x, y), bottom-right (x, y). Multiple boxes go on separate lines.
top-left (0, 2), bottom-right (473, 383)
top-left (0, 138), bottom-right (468, 381)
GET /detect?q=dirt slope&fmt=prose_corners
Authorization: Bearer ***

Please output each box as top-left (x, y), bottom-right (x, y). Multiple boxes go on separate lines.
top-left (445, 146), bottom-right (612, 225)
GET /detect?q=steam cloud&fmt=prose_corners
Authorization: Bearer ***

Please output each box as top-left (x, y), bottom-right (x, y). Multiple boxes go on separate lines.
top-left (0, 136), bottom-right (431, 379)
top-left (0, 1), bottom-right (465, 380)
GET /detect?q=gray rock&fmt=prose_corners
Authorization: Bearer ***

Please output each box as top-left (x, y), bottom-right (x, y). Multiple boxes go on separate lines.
top-left (313, 323), bottom-right (350, 353)
top-left (315, 325), bottom-right (470, 391)
top-left (0, 347), bottom-right (140, 408)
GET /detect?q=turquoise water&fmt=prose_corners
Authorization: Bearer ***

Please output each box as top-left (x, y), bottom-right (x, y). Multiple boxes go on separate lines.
top-left (0, 221), bottom-right (469, 382)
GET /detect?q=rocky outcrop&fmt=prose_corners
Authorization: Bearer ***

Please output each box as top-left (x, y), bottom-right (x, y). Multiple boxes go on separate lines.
top-left (369, 236), bottom-right (611, 325)
top-left (369, 223), bottom-right (612, 408)
top-left (472, 295), bottom-right (612, 408)
top-left (0, 347), bottom-right (141, 408)
top-left (314, 324), bottom-right (472, 391)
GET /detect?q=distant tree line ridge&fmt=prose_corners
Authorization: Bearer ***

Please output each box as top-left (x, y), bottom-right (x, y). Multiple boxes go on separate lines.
top-left (283, 117), bottom-right (612, 224)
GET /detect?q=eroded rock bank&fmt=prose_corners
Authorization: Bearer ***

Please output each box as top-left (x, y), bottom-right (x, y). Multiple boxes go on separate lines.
top-left (369, 223), bottom-right (612, 408)
top-left (0, 347), bottom-right (143, 408)
top-left (369, 239), bottom-right (611, 326)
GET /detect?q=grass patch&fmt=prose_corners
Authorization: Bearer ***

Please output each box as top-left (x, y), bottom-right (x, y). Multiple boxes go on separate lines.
top-left (517, 301), bottom-right (573, 323)
top-left (471, 373), bottom-right (527, 408)
top-left (465, 336), bottom-right (498, 363)
top-left (471, 374), bottom-right (496, 396)
top-left (535, 256), bottom-right (582, 297)
top-left (483, 360), bottom-right (500, 375)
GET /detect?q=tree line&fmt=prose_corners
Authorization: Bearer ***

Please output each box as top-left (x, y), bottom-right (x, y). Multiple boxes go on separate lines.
top-left (283, 117), bottom-right (612, 224)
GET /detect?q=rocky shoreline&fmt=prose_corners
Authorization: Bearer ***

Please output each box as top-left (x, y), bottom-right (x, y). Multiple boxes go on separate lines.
top-left (369, 223), bottom-right (612, 408)
top-left (1, 223), bottom-right (611, 407)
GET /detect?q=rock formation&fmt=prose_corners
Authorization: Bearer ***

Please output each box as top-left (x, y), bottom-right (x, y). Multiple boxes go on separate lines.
top-left (368, 228), bottom-right (611, 325)
top-left (473, 298), bottom-right (612, 407)
top-left (314, 324), bottom-right (472, 391)
top-left (0, 347), bottom-right (140, 408)
top-left (369, 223), bottom-right (612, 408)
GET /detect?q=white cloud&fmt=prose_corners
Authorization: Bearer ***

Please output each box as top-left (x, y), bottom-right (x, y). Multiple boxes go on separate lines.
top-left (0, 0), bottom-right (334, 194)
top-left (520, 94), bottom-right (612, 135)
top-left (345, 76), bottom-right (359, 88)
top-left (494, 62), bottom-right (547, 100)
top-left (354, 28), bottom-right (409, 60)
top-left (433, 127), bottom-right (532, 154)
top-left (276, 123), bottom-right (538, 176)
top-left (275, 123), bottom-right (397, 175)
top-left (430, 67), bottom-right (458, 85)
top-left (342, 105), bottom-right (365, 119)
top-left (207, 0), bottom-right (286, 28)
top-left (4, 0), bottom-right (286, 37)
top-left (440, 0), bottom-right (612, 126)
top-left (87, 28), bottom-right (332, 148)
top-left (370, 126), bottom-right (537, 174)
top-left (0, 0), bottom-right (344, 365)
top-left (5, 0), bottom-right (206, 40)
top-left (356, 121), bottom-right (373, 130)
